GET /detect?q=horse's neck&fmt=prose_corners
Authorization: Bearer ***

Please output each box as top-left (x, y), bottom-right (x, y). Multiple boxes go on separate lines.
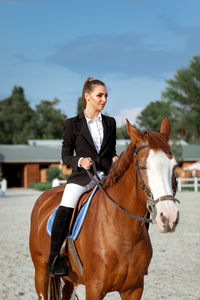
top-left (105, 161), bottom-right (147, 233)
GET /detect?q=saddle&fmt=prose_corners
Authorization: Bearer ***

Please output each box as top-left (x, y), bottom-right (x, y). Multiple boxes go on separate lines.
top-left (63, 186), bottom-right (98, 276)
top-left (46, 187), bottom-right (95, 238)
top-left (69, 187), bottom-right (93, 234)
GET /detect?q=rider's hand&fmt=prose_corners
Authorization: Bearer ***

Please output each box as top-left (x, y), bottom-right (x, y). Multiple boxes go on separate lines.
top-left (112, 156), bottom-right (118, 163)
top-left (79, 157), bottom-right (93, 170)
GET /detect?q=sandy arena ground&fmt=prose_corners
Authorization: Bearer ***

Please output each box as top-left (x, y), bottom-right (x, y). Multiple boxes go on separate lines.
top-left (0, 188), bottom-right (199, 300)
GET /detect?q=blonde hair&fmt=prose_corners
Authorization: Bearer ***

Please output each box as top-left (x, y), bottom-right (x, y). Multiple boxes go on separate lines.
top-left (81, 77), bottom-right (106, 109)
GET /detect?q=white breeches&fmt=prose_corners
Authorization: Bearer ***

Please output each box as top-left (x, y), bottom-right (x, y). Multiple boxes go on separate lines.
top-left (60, 172), bottom-right (105, 208)
top-left (60, 181), bottom-right (94, 208)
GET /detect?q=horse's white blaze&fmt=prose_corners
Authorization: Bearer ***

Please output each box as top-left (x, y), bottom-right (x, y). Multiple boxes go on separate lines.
top-left (146, 150), bottom-right (176, 199)
top-left (146, 150), bottom-right (179, 232)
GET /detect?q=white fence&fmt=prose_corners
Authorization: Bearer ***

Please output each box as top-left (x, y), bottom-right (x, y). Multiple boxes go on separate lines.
top-left (177, 177), bottom-right (200, 192)
top-left (52, 178), bottom-right (67, 187)
top-left (0, 179), bottom-right (7, 196)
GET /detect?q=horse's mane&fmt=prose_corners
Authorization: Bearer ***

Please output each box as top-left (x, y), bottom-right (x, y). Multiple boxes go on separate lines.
top-left (101, 130), bottom-right (170, 189)
top-left (102, 143), bottom-right (135, 189)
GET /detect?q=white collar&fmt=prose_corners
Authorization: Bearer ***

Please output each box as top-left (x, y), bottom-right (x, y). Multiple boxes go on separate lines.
top-left (84, 112), bottom-right (102, 124)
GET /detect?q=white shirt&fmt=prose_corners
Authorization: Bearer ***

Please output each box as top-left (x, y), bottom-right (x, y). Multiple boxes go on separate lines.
top-left (78, 113), bottom-right (104, 179)
top-left (84, 113), bottom-right (104, 153)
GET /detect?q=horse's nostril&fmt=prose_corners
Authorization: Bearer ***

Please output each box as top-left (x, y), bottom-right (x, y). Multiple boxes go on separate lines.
top-left (161, 213), bottom-right (168, 225)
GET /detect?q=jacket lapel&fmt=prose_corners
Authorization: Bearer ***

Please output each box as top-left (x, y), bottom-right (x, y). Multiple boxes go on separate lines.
top-left (100, 114), bottom-right (110, 153)
top-left (79, 112), bottom-right (97, 151)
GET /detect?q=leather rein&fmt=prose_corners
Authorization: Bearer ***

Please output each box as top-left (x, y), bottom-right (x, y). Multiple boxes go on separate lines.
top-left (87, 144), bottom-right (180, 225)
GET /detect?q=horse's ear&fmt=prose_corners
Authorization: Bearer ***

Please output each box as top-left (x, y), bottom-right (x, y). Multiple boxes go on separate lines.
top-left (126, 119), bottom-right (141, 142)
top-left (160, 116), bottom-right (171, 141)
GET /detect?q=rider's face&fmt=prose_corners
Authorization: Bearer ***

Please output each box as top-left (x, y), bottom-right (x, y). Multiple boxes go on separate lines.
top-left (85, 85), bottom-right (108, 112)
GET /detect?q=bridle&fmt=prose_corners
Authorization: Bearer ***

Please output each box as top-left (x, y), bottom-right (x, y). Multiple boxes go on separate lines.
top-left (133, 144), bottom-right (180, 223)
top-left (87, 144), bottom-right (180, 225)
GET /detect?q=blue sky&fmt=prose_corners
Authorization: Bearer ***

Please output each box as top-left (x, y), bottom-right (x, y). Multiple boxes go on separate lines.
top-left (1, 0), bottom-right (200, 126)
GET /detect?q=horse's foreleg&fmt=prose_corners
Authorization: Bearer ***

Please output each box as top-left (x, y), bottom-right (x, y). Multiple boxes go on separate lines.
top-left (85, 284), bottom-right (104, 300)
top-left (120, 279), bottom-right (144, 300)
top-left (33, 257), bottom-right (49, 300)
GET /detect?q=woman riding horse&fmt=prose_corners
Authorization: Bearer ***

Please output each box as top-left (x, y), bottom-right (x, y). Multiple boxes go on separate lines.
top-left (30, 110), bottom-right (180, 299)
top-left (48, 77), bottom-right (118, 276)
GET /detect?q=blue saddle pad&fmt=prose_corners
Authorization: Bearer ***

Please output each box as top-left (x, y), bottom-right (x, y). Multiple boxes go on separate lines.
top-left (46, 185), bottom-right (98, 241)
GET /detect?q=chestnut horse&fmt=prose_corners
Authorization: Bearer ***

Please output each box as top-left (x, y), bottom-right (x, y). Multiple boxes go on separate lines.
top-left (29, 117), bottom-right (180, 300)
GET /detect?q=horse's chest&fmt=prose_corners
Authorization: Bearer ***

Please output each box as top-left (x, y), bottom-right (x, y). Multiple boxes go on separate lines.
top-left (112, 239), bottom-right (151, 274)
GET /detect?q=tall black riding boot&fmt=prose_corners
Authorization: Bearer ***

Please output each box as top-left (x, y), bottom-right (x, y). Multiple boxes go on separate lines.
top-left (48, 206), bottom-right (73, 276)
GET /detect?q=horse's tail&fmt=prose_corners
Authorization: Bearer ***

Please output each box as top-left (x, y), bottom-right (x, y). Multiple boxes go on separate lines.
top-left (48, 275), bottom-right (63, 300)
top-left (48, 275), bottom-right (75, 300)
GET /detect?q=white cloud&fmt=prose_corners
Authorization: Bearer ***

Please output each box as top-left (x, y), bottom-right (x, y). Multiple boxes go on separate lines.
top-left (114, 107), bottom-right (143, 127)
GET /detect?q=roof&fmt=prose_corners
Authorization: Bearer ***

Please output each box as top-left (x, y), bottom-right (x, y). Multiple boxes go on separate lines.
top-left (0, 145), bottom-right (62, 163)
top-left (0, 143), bottom-right (199, 163)
top-left (0, 143), bottom-right (126, 163)
top-left (28, 139), bottom-right (131, 147)
top-left (181, 144), bottom-right (200, 161)
top-left (28, 139), bottom-right (62, 146)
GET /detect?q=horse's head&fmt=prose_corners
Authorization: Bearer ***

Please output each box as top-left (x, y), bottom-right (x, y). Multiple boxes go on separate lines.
top-left (127, 117), bottom-right (180, 233)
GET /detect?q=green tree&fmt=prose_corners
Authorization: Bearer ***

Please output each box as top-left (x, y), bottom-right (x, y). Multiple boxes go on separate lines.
top-left (0, 86), bottom-right (35, 144)
top-left (76, 97), bottom-right (82, 115)
top-left (0, 87), bottom-right (67, 144)
top-left (34, 98), bottom-right (67, 139)
top-left (162, 55), bottom-right (200, 143)
top-left (136, 100), bottom-right (180, 140)
top-left (116, 125), bottom-right (129, 139)
top-left (136, 100), bottom-right (183, 161)
top-left (170, 141), bottom-right (182, 163)
top-left (46, 166), bottom-right (61, 182)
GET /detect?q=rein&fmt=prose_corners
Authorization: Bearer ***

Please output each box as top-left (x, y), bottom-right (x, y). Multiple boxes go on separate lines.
top-left (86, 162), bottom-right (151, 224)
top-left (87, 144), bottom-right (180, 225)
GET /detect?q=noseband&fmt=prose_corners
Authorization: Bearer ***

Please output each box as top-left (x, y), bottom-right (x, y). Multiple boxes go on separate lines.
top-left (87, 145), bottom-right (180, 225)
top-left (134, 144), bottom-right (180, 223)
